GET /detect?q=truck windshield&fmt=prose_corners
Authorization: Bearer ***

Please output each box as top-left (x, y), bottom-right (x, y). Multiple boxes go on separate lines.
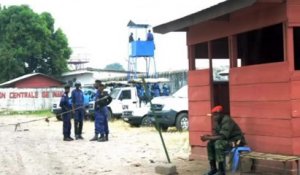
top-left (110, 88), bottom-right (121, 99)
top-left (172, 85), bottom-right (187, 98)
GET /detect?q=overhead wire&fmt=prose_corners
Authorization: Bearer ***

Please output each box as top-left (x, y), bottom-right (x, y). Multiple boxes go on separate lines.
top-left (0, 95), bottom-right (110, 131)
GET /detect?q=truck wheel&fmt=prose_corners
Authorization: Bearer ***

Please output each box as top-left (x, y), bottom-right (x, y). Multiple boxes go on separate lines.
top-left (176, 113), bottom-right (189, 131)
top-left (141, 116), bottom-right (152, 127)
top-left (107, 109), bottom-right (113, 121)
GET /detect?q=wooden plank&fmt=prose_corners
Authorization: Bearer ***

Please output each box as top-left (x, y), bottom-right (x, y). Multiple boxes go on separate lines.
top-left (189, 115), bottom-right (212, 132)
top-left (235, 118), bottom-right (293, 137)
top-left (292, 118), bottom-right (300, 137)
top-left (291, 80), bottom-right (300, 99)
top-left (189, 101), bottom-right (211, 116)
top-left (293, 137), bottom-right (300, 156)
top-left (189, 86), bottom-right (211, 101)
top-left (291, 100), bottom-right (300, 117)
top-left (230, 101), bottom-right (291, 119)
top-left (188, 70), bottom-right (210, 87)
top-left (190, 146), bottom-right (208, 160)
top-left (287, 0), bottom-right (300, 5)
top-left (187, 3), bottom-right (286, 45)
top-left (230, 62), bottom-right (289, 85)
top-left (240, 151), bottom-right (300, 161)
top-left (291, 72), bottom-right (300, 81)
top-left (190, 131), bottom-right (211, 146)
top-left (246, 135), bottom-right (293, 155)
top-left (230, 82), bottom-right (290, 101)
top-left (287, 4), bottom-right (300, 24)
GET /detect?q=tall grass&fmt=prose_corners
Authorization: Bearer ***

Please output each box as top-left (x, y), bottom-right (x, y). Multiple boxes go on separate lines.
top-left (0, 109), bottom-right (52, 117)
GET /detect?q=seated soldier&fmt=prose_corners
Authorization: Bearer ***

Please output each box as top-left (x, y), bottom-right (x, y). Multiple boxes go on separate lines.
top-left (201, 105), bottom-right (246, 175)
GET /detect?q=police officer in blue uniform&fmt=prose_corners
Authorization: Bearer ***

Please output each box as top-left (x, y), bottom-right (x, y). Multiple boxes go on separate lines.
top-left (90, 81), bottom-right (112, 142)
top-left (151, 83), bottom-right (161, 97)
top-left (71, 81), bottom-right (85, 140)
top-left (59, 85), bottom-right (73, 141)
top-left (162, 83), bottom-right (170, 96)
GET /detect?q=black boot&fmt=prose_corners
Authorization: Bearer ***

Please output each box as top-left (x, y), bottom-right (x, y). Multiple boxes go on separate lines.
top-left (216, 162), bottom-right (225, 175)
top-left (74, 121), bottom-right (79, 138)
top-left (97, 134), bottom-right (106, 142)
top-left (78, 135), bottom-right (84, 140)
top-left (203, 160), bottom-right (217, 175)
top-left (78, 121), bottom-right (83, 135)
top-left (63, 136), bottom-right (73, 141)
top-left (105, 134), bottom-right (108, 141)
top-left (90, 134), bottom-right (98, 141)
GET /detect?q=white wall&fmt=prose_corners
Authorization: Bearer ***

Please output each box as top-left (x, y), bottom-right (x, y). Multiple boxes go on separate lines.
top-left (62, 71), bottom-right (128, 86)
top-left (62, 74), bottom-right (95, 86)
top-left (0, 88), bottom-right (64, 111)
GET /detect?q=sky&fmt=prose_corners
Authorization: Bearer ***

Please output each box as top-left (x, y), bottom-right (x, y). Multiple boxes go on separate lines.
top-left (0, 0), bottom-right (225, 72)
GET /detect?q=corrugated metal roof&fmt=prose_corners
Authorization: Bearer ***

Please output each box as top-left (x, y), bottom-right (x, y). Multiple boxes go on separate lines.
top-left (62, 70), bottom-right (94, 76)
top-left (0, 73), bottom-right (63, 87)
top-left (153, 0), bottom-right (257, 34)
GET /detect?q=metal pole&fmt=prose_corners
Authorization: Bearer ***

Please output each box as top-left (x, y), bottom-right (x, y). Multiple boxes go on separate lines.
top-left (142, 78), bottom-right (171, 163)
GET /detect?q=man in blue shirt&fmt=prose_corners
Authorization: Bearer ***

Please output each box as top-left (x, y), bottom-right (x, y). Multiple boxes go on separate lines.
top-left (162, 83), bottom-right (170, 96)
top-left (151, 83), bottom-right (161, 97)
top-left (90, 81), bottom-right (112, 142)
top-left (59, 85), bottom-right (73, 141)
top-left (72, 81), bottom-right (85, 140)
top-left (146, 30), bottom-right (154, 41)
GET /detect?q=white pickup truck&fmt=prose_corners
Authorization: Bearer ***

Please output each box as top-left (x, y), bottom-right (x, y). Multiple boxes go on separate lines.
top-left (148, 85), bottom-right (188, 131)
top-left (88, 86), bottom-right (141, 119)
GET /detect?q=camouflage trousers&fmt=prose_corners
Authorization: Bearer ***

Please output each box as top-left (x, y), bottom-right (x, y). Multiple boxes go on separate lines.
top-left (207, 140), bottom-right (229, 162)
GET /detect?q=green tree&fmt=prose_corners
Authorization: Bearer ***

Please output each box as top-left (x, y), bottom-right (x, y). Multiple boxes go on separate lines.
top-left (104, 63), bottom-right (125, 71)
top-left (0, 5), bottom-right (72, 83)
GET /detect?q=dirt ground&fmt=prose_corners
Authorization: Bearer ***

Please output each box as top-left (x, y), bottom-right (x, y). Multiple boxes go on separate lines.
top-left (0, 115), bottom-right (209, 175)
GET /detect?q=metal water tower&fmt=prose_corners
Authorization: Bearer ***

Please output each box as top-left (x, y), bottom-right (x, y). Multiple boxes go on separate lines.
top-left (127, 20), bottom-right (157, 80)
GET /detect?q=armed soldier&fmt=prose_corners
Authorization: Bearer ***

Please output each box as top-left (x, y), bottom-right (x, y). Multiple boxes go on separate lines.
top-left (90, 80), bottom-right (112, 142)
top-left (59, 85), bottom-right (73, 141)
top-left (201, 105), bottom-right (246, 175)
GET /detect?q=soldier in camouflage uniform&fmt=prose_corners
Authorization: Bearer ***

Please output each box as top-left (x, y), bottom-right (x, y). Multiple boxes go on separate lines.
top-left (201, 105), bottom-right (246, 175)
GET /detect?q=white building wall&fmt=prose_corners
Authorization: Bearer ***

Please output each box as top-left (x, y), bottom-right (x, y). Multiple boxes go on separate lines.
top-left (0, 88), bottom-right (64, 111)
top-left (62, 74), bottom-right (95, 86)
top-left (62, 71), bottom-right (128, 86)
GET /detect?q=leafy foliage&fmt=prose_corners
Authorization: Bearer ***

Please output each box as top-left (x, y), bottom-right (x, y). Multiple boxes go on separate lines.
top-left (104, 63), bottom-right (125, 71)
top-left (0, 5), bottom-right (72, 83)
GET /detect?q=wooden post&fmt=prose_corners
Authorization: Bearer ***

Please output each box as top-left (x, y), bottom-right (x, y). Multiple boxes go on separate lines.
top-left (208, 41), bottom-right (214, 107)
top-left (284, 22), bottom-right (294, 72)
top-left (228, 35), bottom-right (238, 68)
top-left (188, 45), bottom-right (196, 71)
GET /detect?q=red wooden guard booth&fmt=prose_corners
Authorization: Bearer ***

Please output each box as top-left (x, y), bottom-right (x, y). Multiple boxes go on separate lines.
top-left (154, 0), bottom-right (300, 173)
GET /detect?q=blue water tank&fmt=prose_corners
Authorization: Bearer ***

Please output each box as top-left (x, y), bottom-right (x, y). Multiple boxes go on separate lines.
top-left (130, 41), bottom-right (155, 57)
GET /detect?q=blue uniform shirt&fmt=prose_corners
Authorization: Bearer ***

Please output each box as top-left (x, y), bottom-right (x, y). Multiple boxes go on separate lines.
top-left (95, 91), bottom-right (109, 112)
top-left (59, 93), bottom-right (72, 112)
top-left (71, 89), bottom-right (84, 106)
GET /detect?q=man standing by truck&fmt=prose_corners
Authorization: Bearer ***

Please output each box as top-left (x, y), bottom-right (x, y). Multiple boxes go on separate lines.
top-left (90, 81), bottom-right (112, 142)
top-left (72, 81), bottom-right (85, 140)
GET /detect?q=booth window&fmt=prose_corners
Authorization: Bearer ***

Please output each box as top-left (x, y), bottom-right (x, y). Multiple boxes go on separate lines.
top-left (237, 23), bottom-right (284, 66)
top-left (294, 27), bottom-right (300, 70)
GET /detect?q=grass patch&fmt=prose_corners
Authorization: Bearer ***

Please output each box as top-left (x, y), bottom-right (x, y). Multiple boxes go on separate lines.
top-left (0, 109), bottom-right (52, 117)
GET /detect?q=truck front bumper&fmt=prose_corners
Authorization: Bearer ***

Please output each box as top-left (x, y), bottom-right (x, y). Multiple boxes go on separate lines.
top-left (148, 110), bottom-right (177, 126)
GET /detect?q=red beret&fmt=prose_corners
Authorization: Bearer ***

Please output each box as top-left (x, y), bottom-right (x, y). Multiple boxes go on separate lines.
top-left (211, 105), bottom-right (223, 113)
